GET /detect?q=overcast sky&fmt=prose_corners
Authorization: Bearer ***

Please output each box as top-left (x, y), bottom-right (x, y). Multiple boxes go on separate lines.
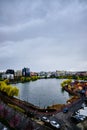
top-left (0, 0), bottom-right (87, 72)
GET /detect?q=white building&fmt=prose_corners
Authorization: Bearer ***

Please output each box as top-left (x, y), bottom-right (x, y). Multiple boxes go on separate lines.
top-left (2, 74), bottom-right (14, 80)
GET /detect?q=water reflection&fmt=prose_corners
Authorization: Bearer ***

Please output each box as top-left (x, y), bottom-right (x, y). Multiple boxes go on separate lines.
top-left (15, 79), bottom-right (70, 108)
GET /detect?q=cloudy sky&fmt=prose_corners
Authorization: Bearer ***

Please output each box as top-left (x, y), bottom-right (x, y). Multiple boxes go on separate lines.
top-left (0, 0), bottom-right (87, 72)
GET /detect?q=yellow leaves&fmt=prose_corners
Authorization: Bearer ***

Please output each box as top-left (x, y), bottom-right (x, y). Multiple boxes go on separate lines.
top-left (9, 87), bottom-right (19, 97)
top-left (4, 79), bottom-right (9, 84)
top-left (6, 85), bottom-right (11, 96)
top-left (8, 104), bottom-right (25, 113)
top-left (0, 81), bottom-right (7, 91)
top-left (68, 85), bottom-right (72, 90)
top-left (61, 79), bottom-right (72, 87)
top-left (0, 81), bottom-right (19, 97)
top-left (20, 77), bottom-right (25, 82)
top-left (6, 86), bottom-right (19, 97)
top-left (20, 76), bottom-right (39, 83)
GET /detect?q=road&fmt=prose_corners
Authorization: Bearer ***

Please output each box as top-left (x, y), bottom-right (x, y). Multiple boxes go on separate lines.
top-left (50, 98), bottom-right (84, 130)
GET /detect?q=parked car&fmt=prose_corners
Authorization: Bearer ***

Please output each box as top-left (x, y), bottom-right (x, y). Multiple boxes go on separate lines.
top-left (71, 114), bottom-right (86, 123)
top-left (63, 107), bottom-right (69, 113)
top-left (50, 120), bottom-right (60, 129)
top-left (78, 115), bottom-right (86, 120)
top-left (41, 116), bottom-right (50, 123)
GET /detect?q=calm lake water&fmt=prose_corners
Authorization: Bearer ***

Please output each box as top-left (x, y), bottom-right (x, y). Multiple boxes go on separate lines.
top-left (15, 79), bottom-right (70, 108)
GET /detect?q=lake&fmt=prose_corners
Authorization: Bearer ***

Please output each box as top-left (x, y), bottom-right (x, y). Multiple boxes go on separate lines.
top-left (15, 79), bottom-right (70, 108)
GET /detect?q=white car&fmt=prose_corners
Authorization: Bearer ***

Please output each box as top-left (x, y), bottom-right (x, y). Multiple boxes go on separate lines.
top-left (72, 114), bottom-right (86, 122)
top-left (77, 115), bottom-right (86, 120)
top-left (50, 120), bottom-right (60, 129)
top-left (41, 116), bottom-right (50, 123)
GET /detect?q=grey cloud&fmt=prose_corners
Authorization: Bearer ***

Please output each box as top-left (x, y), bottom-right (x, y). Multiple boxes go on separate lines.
top-left (0, 0), bottom-right (87, 71)
top-left (0, 0), bottom-right (47, 25)
top-left (0, 0), bottom-right (87, 43)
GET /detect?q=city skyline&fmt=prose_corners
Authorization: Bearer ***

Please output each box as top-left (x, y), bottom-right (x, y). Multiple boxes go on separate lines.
top-left (0, 0), bottom-right (87, 72)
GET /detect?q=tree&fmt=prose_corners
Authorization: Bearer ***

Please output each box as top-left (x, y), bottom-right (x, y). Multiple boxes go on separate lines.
top-left (0, 81), bottom-right (19, 97)
top-left (61, 79), bottom-right (72, 88)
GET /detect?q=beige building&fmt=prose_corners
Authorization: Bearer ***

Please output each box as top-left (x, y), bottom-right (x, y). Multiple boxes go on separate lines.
top-left (15, 70), bottom-right (22, 77)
